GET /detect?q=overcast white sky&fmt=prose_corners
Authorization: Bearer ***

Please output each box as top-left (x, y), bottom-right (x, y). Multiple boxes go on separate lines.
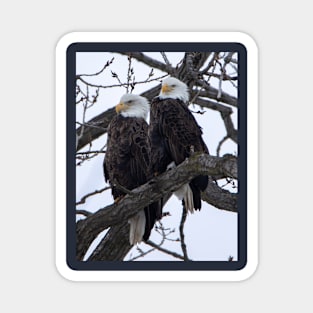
top-left (75, 52), bottom-right (238, 261)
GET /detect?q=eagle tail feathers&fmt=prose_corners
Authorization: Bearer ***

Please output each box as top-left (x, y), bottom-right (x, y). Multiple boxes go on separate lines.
top-left (128, 210), bottom-right (146, 245)
top-left (175, 183), bottom-right (195, 214)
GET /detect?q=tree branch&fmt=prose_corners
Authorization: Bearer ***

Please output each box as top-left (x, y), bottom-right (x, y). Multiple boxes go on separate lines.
top-left (179, 205), bottom-right (189, 260)
top-left (76, 153), bottom-right (238, 260)
top-left (194, 82), bottom-right (238, 107)
top-left (76, 186), bottom-right (110, 206)
top-left (76, 107), bottom-right (115, 151)
top-left (87, 222), bottom-right (132, 261)
top-left (194, 97), bottom-right (237, 144)
top-left (201, 179), bottom-right (237, 212)
top-left (146, 240), bottom-right (185, 260)
top-left (118, 52), bottom-right (174, 74)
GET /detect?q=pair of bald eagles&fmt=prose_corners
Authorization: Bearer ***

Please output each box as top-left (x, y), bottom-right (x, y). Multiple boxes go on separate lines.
top-left (104, 77), bottom-right (209, 245)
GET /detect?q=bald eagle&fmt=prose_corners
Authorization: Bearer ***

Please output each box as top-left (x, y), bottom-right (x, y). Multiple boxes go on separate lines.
top-left (103, 94), bottom-right (161, 245)
top-left (149, 77), bottom-right (209, 212)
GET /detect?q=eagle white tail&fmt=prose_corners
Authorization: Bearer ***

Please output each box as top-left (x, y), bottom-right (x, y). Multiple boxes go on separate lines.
top-left (174, 183), bottom-right (195, 214)
top-left (167, 162), bottom-right (195, 213)
top-left (128, 210), bottom-right (146, 245)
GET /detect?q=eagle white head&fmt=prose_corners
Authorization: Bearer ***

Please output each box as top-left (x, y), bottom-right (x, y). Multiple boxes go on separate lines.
top-left (159, 77), bottom-right (189, 103)
top-left (115, 94), bottom-right (150, 119)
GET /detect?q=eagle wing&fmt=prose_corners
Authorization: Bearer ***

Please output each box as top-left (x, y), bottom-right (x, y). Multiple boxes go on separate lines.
top-left (104, 115), bottom-right (151, 198)
top-left (150, 97), bottom-right (209, 210)
top-left (104, 114), bottom-right (161, 242)
top-left (150, 97), bottom-right (208, 172)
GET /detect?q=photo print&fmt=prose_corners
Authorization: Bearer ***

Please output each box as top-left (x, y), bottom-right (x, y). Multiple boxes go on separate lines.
top-left (56, 33), bottom-right (258, 280)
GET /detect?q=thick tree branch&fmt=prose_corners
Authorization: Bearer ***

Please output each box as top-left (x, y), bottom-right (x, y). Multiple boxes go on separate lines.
top-left (87, 222), bottom-right (132, 261)
top-left (195, 83), bottom-right (238, 107)
top-left (201, 180), bottom-right (237, 212)
top-left (84, 180), bottom-right (237, 261)
top-left (76, 153), bottom-right (237, 260)
top-left (194, 97), bottom-right (233, 115)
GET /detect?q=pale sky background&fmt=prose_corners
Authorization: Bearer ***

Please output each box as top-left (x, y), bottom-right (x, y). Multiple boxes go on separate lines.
top-left (75, 51), bottom-right (238, 261)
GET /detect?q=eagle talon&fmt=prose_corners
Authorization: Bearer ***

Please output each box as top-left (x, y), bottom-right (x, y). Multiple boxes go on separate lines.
top-left (114, 196), bottom-right (124, 204)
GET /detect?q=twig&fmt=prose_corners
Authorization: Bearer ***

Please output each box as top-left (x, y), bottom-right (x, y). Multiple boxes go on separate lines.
top-left (76, 209), bottom-right (92, 217)
top-left (126, 54), bottom-right (134, 93)
top-left (76, 142), bottom-right (107, 166)
top-left (76, 186), bottom-right (111, 205)
top-left (110, 70), bottom-right (125, 90)
top-left (76, 121), bottom-right (108, 131)
top-left (76, 90), bottom-right (89, 151)
top-left (146, 240), bottom-right (185, 260)
top-left (216, 135), bottom-right (230, 157)
top-left (77, 74), bottom-right (167, 90)
top-left (127, 246), bottom-right (155, 261)
top-left (160, 52), bottom-right (172, 69)
top-left (77, 57), bottom-right (114, 77)
top-left (76, 150), bottom-right (106, 156)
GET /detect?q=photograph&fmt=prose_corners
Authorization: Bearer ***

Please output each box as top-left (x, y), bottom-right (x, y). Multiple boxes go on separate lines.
top-left (69, 43), bottom-right (245, 271)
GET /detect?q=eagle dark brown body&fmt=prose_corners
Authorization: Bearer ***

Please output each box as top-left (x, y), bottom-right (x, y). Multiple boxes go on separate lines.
top-left (104, 114), bottom-right (161, 242)
top-left (149, 96), bottom-right (209, 210)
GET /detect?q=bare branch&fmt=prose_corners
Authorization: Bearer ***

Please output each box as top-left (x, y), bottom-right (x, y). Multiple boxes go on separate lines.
top-left (146, 240), bottom-right (185, 260)
top-left (77, 73), bottom-right (167, 90)
top-left (179, 205), bottom-right (189, 260)
top-left (77, 57), bottom-right (114, 77)
top-left (76, 186), bottom-right (111, 206)
top-left (160, 52), bottom-right (172, 73)
top-left (76, 107), bottom-right (115, 151)
top-left (216, 135), bottom-right (230, 157)
top-left (127, 246), bottom-right (155, 261)
top-left (76, 150), bottom-right (106, 156)
top-left (76, 210), bottom-right (92, 217)
top-left (194, 80), bottom-right (237, 107)
top-left (193, 97), bottom-right (237, 144)
top-left (118, 52), bottom-right (174, 74)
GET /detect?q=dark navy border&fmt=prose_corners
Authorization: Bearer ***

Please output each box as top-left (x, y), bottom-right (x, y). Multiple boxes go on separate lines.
top-left (67, 42), bottom-right (247, 271)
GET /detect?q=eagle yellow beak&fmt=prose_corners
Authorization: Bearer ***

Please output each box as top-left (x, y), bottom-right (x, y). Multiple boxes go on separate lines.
top-left (161, 84), bottom-right (172, 93)
top-left (116, 102), bottom-right (126, 113)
